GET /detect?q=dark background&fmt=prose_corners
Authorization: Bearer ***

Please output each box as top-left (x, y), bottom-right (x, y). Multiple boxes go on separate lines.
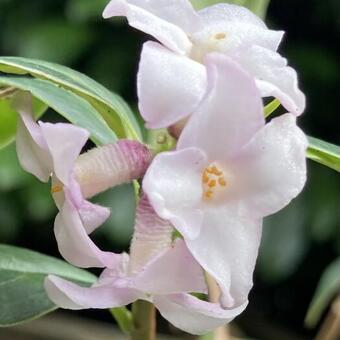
top-left (0, 0), bottom-right (339, 339)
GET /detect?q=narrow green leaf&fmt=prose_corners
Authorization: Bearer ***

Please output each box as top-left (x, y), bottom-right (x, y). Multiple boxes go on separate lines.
top-left (0, 95), bottom-right (47, 149)
top-left (110, 307), bottom-right (133, 334)
top-left (264, 99), bottom-right (280, 118)
top-left (0, 244), bottom-right (96, 326)
top-left (0, 56), bottom-right (142, 141)
top-left (305, 258), bottom-right (340, 328)
top-left (307, 136), bottom-right (340, 172)
top-left (191, 0), bottom-right (270, 19)
top-left (0, 76), bottom-right (117, 146)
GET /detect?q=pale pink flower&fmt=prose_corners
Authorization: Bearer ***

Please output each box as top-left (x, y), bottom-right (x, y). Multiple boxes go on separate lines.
top-left (45, 195), bottom-right (246, 334)
top-left (14, 91), bottom-right (152, 268)
top-left (103, 0), bottom-right (305, 128)
top-left (143, 54), bottom-right (307, 308)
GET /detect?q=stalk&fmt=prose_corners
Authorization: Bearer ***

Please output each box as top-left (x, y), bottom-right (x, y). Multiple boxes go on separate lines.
top-left (130, 300), bottom-right (156, 340)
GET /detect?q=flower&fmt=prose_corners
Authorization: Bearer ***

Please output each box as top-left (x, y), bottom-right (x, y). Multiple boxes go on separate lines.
top-left (45, 195), bottom-right (246, 335)
top-left (103, 0), bottom-right (305, 128)
top-left (14, 91), bottom-right (152, 268)
top-left (143, 54), bottom-right (307, 308)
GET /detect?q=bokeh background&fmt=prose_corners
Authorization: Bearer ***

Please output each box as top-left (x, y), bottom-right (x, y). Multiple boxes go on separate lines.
top-left (0, 0), bottom-right (339, 339)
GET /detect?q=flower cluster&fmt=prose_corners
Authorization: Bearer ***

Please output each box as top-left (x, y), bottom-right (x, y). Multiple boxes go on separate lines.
top-left (14, 0), bottom-right (307, 335)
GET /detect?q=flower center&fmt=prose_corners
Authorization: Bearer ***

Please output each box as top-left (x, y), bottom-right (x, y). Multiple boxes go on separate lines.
top-left (202, 163), bottom-right (227, 201)
top-left (190, 31), bottom-right (228, 63)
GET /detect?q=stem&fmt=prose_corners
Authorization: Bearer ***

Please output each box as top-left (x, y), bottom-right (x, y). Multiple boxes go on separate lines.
top-left (316, 296), bottom-right (340, 340)
top-left (205, 273), bottom-right (231, 340)
top-left (130, 300), bottom-right (156, 340)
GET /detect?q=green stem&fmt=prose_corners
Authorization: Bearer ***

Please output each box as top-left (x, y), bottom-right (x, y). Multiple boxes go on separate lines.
top-left (130, 300), bottom-right (156, 340)
top-left (110, 307), bottom-right (133, 334)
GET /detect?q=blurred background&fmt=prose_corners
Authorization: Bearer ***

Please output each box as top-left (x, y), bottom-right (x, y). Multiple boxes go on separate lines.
top-left (0, 0), bottom-right (339, 339)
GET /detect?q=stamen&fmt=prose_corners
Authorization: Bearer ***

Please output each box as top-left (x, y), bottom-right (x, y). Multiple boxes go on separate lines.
top-left (214, 32), bottom-right (227, 40)
top-left (51, 185), bottom-right (63, 194)
top-left (205, 190), bottom-right (214, 200)
top-left (218, 177), bottom-right (227, 187)
top-left (202, 163), bottom-right (228, 201)
top-left (203, 172), bottom-right (210, 184)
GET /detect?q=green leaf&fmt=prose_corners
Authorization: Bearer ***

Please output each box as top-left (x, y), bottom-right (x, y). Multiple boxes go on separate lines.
top-left (307, 136), bottom-right (340, 172)
top-left (305, 258), bottom-right (340, 328)
top-left (264, 99), bottom-right (280, 118)
top-left (0, 76), bottom-right (118, 145)
top-left (191, 0), bottom-right (270, 19)
top-left (0, 244), bottom-right (96, 327)
top-left (0, 56), bottom-right (142, 141)
top-left (16, 19), bottom-right (94, 65)
top-left (0, 94), bottom-right (47, 149)
top-left (110, 307), bottom-right (133, 334)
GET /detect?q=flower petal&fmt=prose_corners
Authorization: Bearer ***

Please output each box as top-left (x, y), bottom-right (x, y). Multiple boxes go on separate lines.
top-left (154, 293), bottom-right (247, 335)
top-left (143, 148), bottom-right (207, 240)
top-left (133, 240), bottom-right (206, 295)
top-left (54, 194), bottom-right (120, 268)
top-left (193, 4), bottom-right (283, 54)
top-left (234, 45), bottom-right (306, 115)
top-left (39, 122), bottom-right (89, 186)
top-left (128, 194), bottom-right (173, 273)
top-left (232, 113), bottom-right (307, 217)
top-left (75, 140), bottom-right (152, 199)
top-left (103, 0), bottom-right (199, 54)
top-left (138, 41), bottom-right (206, 128)
top-left (178, 54), bottom-right (264, 160)
top-left (14, 92), bottom-right (52, 182)
top-left (45, 274), bottom-right (140, 309)
top-left (185, 206), bottom-right (262, 309)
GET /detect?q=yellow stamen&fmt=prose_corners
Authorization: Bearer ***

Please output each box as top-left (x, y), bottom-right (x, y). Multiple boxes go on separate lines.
top-left (218, 177), bottom-right (227, 187)
top-left (51, 185), bottom-right (63, 194)
top-left (214, 32), bottom-right (226, 40)
top-left (204, 190), bottom-right (214, 200)
top-left (203, 172), bottom-right (210, 184)
top-left (202, 163), bottom-right (228, 201)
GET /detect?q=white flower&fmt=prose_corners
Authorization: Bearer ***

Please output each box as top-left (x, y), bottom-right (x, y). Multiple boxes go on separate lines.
top-left (104, 0), bottom-right (305, 128)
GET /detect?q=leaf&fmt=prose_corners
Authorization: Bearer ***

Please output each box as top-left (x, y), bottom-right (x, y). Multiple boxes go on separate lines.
top-left (0, 95), bottom-right (47, 149)
top-left (191, 0), bottom-right (270, 19)
top-left (258, 196), bottom-right (308, 283)
top-left (110, 307), bottom-right (133, 334)
top-left (0, 56), bottom-right (142, 141)
top-left (0, 76), bottom-right (118, 146)
top-left (0, 144), bottom-right (31, 191)
top-left (307, 136), bottom-right (340, 173)
top-left (305, 258), bottom-right (340, 328)
top-left (17, 19), bottom-right (94, 65)
top-left (0, 244), bottom-right (96, 327)
top-left (264, 99), bottom-right (280, 118)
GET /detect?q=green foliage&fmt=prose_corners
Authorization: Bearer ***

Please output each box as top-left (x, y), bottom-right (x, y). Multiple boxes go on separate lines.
top-left (259, 196), bottom-right (308, 282)
top-left (16, 19), bottom-right (94, 65)
top-left (191, 0), bottom-right (270, 18)
top-left (0, 76), bottom-right (117, 146)
top-left (0, 244), bottom-right (96, 326)
top-left (110, 307), bottom-right (133, 334)
top-left (0, 56), bottom-right (142, 143)
top-left (307, 136), bottom-right (340, 173)
top-left (0, 93), bottom-right (46, 149)
top-left (305, 258), bottom-right (340, 328)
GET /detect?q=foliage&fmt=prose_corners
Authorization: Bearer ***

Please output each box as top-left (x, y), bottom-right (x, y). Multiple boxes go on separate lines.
top-left (0, 244), bottom-right (96, 326)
